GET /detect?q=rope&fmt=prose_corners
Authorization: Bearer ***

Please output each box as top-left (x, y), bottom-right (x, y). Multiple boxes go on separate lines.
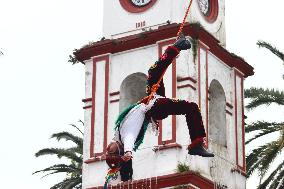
top-left (144, 0), bottom-right (193, 104)
top-left (176, 0), bottom-right (193, 39)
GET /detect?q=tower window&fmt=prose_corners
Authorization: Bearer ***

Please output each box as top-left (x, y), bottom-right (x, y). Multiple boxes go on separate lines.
top-left (209, 79), bottom-right (227, 147)
top-left (119, 72), bottom-right (147, 112)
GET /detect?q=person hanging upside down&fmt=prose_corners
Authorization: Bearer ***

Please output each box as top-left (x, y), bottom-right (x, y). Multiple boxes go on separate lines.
top-left (105, 35), bottom-right (214, 182)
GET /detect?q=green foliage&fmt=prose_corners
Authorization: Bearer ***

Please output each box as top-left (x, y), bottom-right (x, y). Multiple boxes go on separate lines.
top-left (190, 38), bottom-right (198, 62)
top-left (245, 88), bottom-right (284, 110)
top-left (257, 41), bottom-right (284, 62)
top-left (68, 39), bottom-right (106, 65)
top-left (245, 121), bottom-right (284, 144)
top-left (68, 51), bottom-right (80, 65)
top-left (176, 162), bottom-right (190, 173)
top-left (245, 42), bottom-right (284, 188)
top-left (257, 40), bottom-right (284, 79)
top-left (33, 121), bottom-right (83, 189)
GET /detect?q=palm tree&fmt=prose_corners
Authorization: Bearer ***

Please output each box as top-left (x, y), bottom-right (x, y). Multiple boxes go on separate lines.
top-left (245, 41), bottom-right (284, 189)
top-left (33, 121), bottom-right (84, 189)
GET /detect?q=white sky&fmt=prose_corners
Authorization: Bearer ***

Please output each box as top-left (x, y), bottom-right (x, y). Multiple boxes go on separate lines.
top-left (0, 0), bottom-right (283, 188)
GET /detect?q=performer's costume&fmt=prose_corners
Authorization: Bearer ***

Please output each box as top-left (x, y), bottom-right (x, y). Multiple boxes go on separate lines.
top-left (107, 37), bottom-right (214, 182)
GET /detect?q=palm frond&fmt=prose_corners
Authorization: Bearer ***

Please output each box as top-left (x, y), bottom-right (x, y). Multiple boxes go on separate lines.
top-left (246, 145), bottom-right (268, 176)
top-left (67, 146), bottom-right (83, 155)
top-left (245, 121), bottom-right (284, 133)
top-left (247, 134), bottom-right (284, 177)
top-left (269, 169), bottom-right (284, 189)
top-left (78, 119), bottom-right (84, 126)
top-left (33, 164), bottom-right (80, 175)
top-left (245, 87), bottom-right (284, 110)
top-left (257, 40), bottom-right (284, 62)
top-left (258, 140), bottom-right (283, 176)
top-left (51, 177), bottom-right (82, 189)
top-left (34, 122), bottom-right (84, 188)
top-left (69, 122), bottom-right (84, 135)
top-left (245, 122), bottom-right (283, 144)
top-left (51, 131), bottom-right (83, 147)
top-left (257, 161), bottom-right (284, 189)
top-left (64, 177), bottom-right (82, 189)
top-left (35, 148), bottom-right (82, 163)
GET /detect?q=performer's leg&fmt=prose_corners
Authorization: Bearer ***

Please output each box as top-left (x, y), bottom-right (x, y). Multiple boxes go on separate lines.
top-left (148, 98), bottom-right (206, 142)
top-left (148, 98), bottom-right (214, 157)
top-left (120, 159), bottom-right (133, 182)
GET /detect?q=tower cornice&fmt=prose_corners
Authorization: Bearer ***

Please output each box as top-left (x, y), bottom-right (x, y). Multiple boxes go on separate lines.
top-left (75, 23), bottom-right (254, 77)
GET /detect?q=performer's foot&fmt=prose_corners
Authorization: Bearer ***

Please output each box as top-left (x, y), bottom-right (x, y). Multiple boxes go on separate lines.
top-left (173, 35), bottom-right (191, 51)
top-left (188, 144), bottom-right (214, 157)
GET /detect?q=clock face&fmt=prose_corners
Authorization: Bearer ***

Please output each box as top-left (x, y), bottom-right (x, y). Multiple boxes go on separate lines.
top-left (131, 0), bottom-right (152, 7)
top-left (120, 0), bottom-right (157, 13)
top-left (198, 0), bottom-right (210, 16)
top-left (197, 0), bottom-right (219, 23)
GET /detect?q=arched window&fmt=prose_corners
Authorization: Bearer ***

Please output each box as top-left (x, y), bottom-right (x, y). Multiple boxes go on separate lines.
top-left (119, 72), bottom-right (147, 112)
top-left (209, 79), bottom-right (227, 147)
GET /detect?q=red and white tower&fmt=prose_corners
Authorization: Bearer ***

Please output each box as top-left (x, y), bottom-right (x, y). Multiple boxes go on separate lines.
top-left (76, 0), bottom-right (254, 188)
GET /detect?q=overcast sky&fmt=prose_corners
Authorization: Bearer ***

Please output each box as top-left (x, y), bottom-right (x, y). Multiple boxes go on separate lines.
top-left (0, 0), bottom-right (284, 188)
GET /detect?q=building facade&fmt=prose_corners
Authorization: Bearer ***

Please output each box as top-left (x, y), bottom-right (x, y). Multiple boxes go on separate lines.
top-left (75, 0), bottom-right (254, 188)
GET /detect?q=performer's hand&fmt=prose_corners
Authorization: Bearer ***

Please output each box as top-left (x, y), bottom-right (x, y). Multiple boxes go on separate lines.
top-left (121, 151), bottom-right (132, 162)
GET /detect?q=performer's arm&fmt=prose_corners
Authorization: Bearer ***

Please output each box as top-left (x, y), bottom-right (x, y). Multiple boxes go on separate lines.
top-left (146, 46), bottom-right (180, 96)
top-left (146, 36), bottom-right (191, 96)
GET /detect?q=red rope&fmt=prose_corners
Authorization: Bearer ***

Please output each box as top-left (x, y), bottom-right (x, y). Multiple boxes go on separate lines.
top-left (144, 0), bottom-right (193, 104)
top-left (176, 0), bottom-right (193, 39)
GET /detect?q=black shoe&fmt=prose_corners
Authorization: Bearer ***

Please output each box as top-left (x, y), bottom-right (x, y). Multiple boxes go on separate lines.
top-left (173, 34), bottom-right (191, 51)
top-left (188, 144), bottom-right (214, 157)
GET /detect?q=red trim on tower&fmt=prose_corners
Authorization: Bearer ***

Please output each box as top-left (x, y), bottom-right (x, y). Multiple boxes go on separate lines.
top-left (82, 97), bottom-right (92, 102)
top-left (157, 39), bottom-right (177, 145)
top-left (198, 45), bottom-right (201, 109)
top-left (226, 110), bottom-right (233, 116)
top-left (198, 43), bottom-right (209, 148)
top-left (84, 155), bottom-right (106, 164)
top-left (205, 46), bottom-right (209, 148)
top-left (90, 56), bottom-right (109, 158)
top-left (90, 60), bottom-right (96, 158)
top-left (75, 23), bottom-right (254, 78)
top-left (83, 105), bottom-right (92, 110)
top-left (203, 0), bottom-right (219, 23)
top-left (234, 69), bottom-right (246, 172)
top-left (103, 57), bottom-right (110, 154)
top-left (119, 0), bottom-right (157, 13)
top-left (226, 102), bottom-right (233, 109)
top-left (110, 99), bottom-right (119, 103)
top-left (172, 52), bottom-right (177, 143)
top-left (177, 76), bottom-right (197, 83)
top-left (240, 71), bottom-right (246, 172)
top-left (109, 91), bottom-right (120, 96)
top-left (234, 70), bottom-right (238, 169)
top-left (177, 84), bottom-right (196, 90)
top-left (87, 171), bottom-right (214, 189)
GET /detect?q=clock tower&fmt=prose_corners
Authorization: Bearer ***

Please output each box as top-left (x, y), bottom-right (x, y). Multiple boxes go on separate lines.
top-left (76, 0), bottom-right (254, 188)
top-left (103, 0), bottom-right (226, 46)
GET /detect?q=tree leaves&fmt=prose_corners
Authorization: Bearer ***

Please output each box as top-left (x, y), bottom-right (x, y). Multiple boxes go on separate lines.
top-left (245, 87), bottom-right (284, 110)
top-left (245, 41), bottom-right (284, 188)
top-left (257, 41), bottom-right (284, 62)
top-left (34, 123), bottom-right (83, 189)
top-left (257, 40), bottom-right (284, 80)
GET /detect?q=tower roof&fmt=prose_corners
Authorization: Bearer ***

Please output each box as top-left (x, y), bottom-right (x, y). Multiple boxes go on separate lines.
top-left (75, 23), bottom-right (254, 77)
